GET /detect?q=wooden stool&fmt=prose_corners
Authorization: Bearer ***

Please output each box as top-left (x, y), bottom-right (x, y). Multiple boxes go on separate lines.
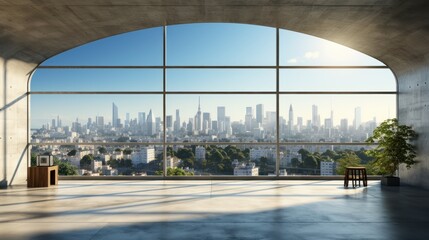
top-left (344, 167), bottom-right (367, 188)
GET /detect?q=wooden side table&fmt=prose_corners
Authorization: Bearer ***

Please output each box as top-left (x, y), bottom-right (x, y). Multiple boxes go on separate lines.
top-left (27, 166), bottom-right (58, 188)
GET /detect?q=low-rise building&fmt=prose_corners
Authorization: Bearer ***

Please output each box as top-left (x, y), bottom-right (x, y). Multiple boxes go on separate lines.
top-left (320, 161), bottom-right (336, 175)
top-left (234, 162), bottom-right (259, 176)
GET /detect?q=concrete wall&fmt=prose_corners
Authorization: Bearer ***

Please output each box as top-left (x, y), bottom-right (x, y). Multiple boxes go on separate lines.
top-left (398, 60), bottom-right (429, 189)
top-left (0, 57), bottom-right (35, 188)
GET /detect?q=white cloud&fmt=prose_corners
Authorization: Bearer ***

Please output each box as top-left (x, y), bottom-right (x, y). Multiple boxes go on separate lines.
top-left (304, 51), bottom-right (320, 59)
top-left (287, 58), bottom-right (298, 63)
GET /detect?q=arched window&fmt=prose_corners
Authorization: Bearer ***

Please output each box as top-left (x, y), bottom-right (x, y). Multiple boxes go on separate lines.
top-left (30, 23), bottom-right (396, 177)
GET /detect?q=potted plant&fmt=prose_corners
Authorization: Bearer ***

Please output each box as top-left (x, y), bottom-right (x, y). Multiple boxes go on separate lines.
top-left (366, 118), bottom-right (417, 186)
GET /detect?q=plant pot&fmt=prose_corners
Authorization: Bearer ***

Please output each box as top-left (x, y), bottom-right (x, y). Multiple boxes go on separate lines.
top-left (381, 176), bottom-right (400, 186)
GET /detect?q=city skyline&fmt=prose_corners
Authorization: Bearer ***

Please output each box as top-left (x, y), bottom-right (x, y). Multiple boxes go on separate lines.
top-left (34, 98), bottom-right (393, 131)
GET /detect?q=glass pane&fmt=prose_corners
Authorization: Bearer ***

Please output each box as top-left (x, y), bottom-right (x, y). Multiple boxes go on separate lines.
top-left (31, 69), bottom-right (163, 92)
top-left (279, 144), bottom-right (376, 176)
top-left (167, 23), bottom-right (276, 66)
top-left (31, 94), bottom-right (163, 143)
top-left (166, 95), bottom-right (276, 143)
top-left (41, 27), bottom-right (163, 66)
top-left (279, 94), bottom-right (396, 142)
top-left (280, 29), bottom-right (384, 66)
top-left (168, 144), bottom-right (276, 176)
top-left (167, 69), bottom-right (276, 91)
top-left (280, 69), bottom-right (396, 92)
top-left (31, 144), bottom-right (163, 176)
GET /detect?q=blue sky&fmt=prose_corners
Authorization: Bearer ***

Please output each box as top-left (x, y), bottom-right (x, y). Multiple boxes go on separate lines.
top-left (31, 23), bottom-right (396, 128)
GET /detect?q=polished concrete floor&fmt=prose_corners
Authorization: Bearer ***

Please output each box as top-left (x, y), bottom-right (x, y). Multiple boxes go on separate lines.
top-left (1, 180), bottom-right (429, 240)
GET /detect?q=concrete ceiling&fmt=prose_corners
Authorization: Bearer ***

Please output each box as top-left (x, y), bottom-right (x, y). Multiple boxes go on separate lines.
top-left (1, 0), bottom-right (429, 73)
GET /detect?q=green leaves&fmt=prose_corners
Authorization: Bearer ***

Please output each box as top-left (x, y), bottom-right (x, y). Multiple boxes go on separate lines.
top-left (366, 118), bottom-right (417, 176)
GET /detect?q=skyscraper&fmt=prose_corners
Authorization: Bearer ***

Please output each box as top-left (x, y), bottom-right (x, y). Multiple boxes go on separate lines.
top-left (354, 107), bottom-right (362, 130)
top-left (195, 97), bottom-right (202, 132)
top-left (340, 118), bottom-right (348, 133)
top-left (217, 106), bottom-right (226, 133)
top-left (96, 116), bottom-right (104, 129)
top-left (288, 104), bottom-right (294, 134)
top-left (174, 109), bottom-right (181, 132)
top-left (112, 102), bottom-right (118, 128)
top-left (166, 115), bottom-right (173, 132)
top-left (312, 105), bottom-right (319, 128)
top-left (125, 113), bottom-right (130, 127)
top-left (138, 112), bottom-right (145, 126)
top-left (245, 107), bottom-right (253, 131)
top-left (256, 104), bottom-right (264, 126)
top-left (146, 109), bottom-right (155, 135)
top-left (203, 112), bottom-right (211, 132)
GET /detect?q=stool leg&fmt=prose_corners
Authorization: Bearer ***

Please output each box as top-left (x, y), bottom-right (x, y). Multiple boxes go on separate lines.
top-left (357, 170), bottom-right (362, 187)
top-left (363, 169), bottom-right (368, 187)
top-left (344, 169), bottom-right (348, 187)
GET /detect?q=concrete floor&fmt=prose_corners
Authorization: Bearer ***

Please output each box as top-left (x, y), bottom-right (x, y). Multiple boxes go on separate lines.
top-left (1, 180), bottom-right (429, 240)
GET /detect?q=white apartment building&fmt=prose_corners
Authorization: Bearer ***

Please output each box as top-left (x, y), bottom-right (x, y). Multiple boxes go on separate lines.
top-left (131, 147), bottom-right (156, 165)
top-left (250, 148), bottom-right (276, 160)
top-left (91, 160), bottom-right (103, 172)
top-left (234, 162), bottom-right (259, 176)
top-left (195, 146), bottom-right (206, 160)
top-left (320, 161), bottom-right (337, 176)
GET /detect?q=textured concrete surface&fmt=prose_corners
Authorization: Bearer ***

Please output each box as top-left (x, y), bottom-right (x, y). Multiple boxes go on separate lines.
top-left (1, 180), bottom-right (429, 240)
top-left (0, 58), bottom-right (35, 187)
top-left (0, 0), bottom-right (428, 73)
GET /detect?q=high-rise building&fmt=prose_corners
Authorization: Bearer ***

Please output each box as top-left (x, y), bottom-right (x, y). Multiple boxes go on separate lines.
top-left (312, 105), bottom-right (319, 128)
top-left (354, 107), bottom-right (362, 130)
top-left (146, 109), bottom-right (156, 135)
top-left (225, 116), bottom-right (232, 135)
top-left (297, 117), bottom-right (303, 132)
top-left (203, 112), bottom-right (211, 132)
top-left (57, 115), bottom-right (61, 128)
top-left (174, 109), bottom-right (181, 132)
top-left (217, 106), bottom-right (226, 132)
top-left (125, 113), bottom-right (130, 127)
top-left (195, 97), bottom-right (202, 132)
top-left (166, 115), bottom-right (173, 132)
top-left (340, 118), bottom-right (348, 133)
top-left (112, 102), bottom-right (118, 128)
top-left (51, 119), bottom-right (56, 129)
top-left (245, 107), bottom-right (253, 131)
top-left (288, 104), bottom-right (294, 134)
top-left (96, 116), bottom-right (104, 129)
top-left (256, 104), bottom-right (264, 126)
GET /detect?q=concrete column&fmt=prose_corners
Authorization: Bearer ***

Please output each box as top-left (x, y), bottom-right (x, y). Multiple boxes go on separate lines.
top-left (398, 61), bottom-right (429, 189)
top-left (0, 57), bottom-right (36, 188)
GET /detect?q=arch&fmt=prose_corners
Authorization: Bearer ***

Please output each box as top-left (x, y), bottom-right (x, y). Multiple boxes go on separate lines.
top-left (29, 23), bottom-right (397, 178)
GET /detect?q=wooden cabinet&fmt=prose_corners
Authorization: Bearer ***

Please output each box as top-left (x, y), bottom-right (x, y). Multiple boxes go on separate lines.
top-left (27, 166), bottom-right (58, 188)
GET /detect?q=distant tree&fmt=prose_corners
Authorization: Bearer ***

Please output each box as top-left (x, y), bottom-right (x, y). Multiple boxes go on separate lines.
top-left (67, 149), bottom-right (77, 156)
top-left (98, 147), bottom-right (107, 154)
top-left (166, 167), bottom-right (194, 176)
top-left (176, 148), bottom-right (194, 160)
top-left (123, 148), bottom-right (132, 155)
top-left (80, 154), bottom-right (94, 171)
top-left (291, 158), bottom-right (301, 168)
top-left (115, 148), bottom-right (122, 153)
top-left (302, 155), bottom-right (318, 169)
top-left (108, 159), bottom-right (119, 168)
top-left (54, 158), bottom-right (78, 176)
top-left (336, 152), bottom-right (361, 175)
